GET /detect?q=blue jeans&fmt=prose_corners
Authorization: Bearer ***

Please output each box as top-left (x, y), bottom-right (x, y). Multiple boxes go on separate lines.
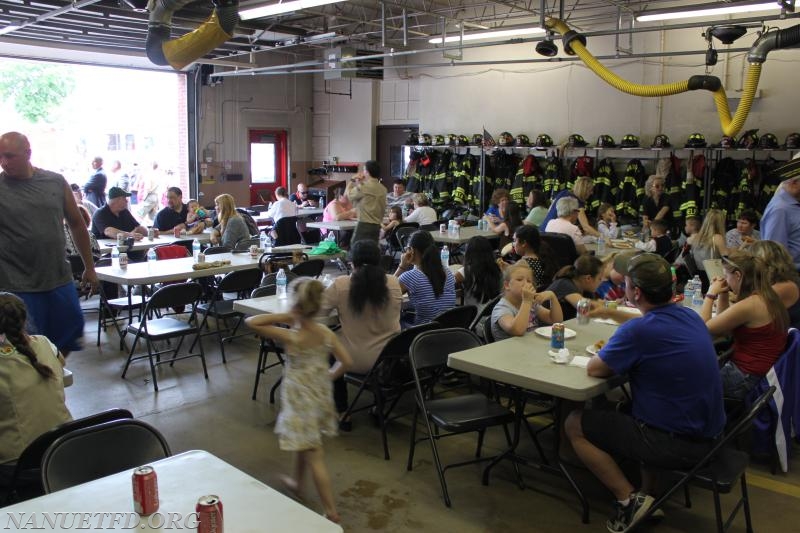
top-left (720, 361), bottom-right (761, 400)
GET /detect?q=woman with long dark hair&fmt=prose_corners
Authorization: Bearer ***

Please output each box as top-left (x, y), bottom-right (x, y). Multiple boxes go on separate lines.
top-left (0, 293), bottom-right (72, 466)
top-left (394, 230), bottom-right (456, 326)
top-left (320, 241), bottom-right (403, 422)
top-left (488, 201), bottom-right (523, 250)
top-left (511, 224), bottom-right (556, 289)
top-left (702, 251), bottom-right (789, 399)
top-left (546, 255), bottom-right (605, 320)
top-left (456, 236), bottom-right (502, 311)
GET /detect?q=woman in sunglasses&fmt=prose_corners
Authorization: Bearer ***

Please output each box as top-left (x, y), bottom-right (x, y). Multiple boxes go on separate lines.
top-left (701, 250), bottom-right (788, 400)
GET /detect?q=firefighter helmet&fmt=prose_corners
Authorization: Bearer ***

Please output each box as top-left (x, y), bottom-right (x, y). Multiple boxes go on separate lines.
top-left (419, 133), bottom-right (432, 146)
top-left (718, 136), bottom-right (736, 149)
top-left (446, 133), bottom-right (458, 146)
top-left (651, 134), bottom-right (671, 149)
top-left (685, 132), bottom-right (707, 148)
top-left (498, 132), bottom-right (514, 146)
top-left (406, 131), bottom-right (419, 145)
top-left (758, 132), bottom-right (779, 149)
top-left (433, 134), bottom-right (446, 146)
top-left (471, 133), bottom-right (483, 145)
top-left (595, 134), bottom-right (616, 148)
top-left (515, 134), bottom-right (531, 147)
top-left (737, 129), bottom-right (759, 149)
top-left (567, 133), bottom-right (588, 147)
top-left (535, 134), bottom-right (554, 147)
top-left (456, 134), bottom-right (471, 146)
top-left (620, 134), bottom-right (640, 148)
top-left (785, 132), bottom-right (800, 149)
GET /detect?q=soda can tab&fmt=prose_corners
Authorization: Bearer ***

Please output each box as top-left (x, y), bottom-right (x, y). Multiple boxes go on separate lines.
top-left (196, 495), bottom-right (224, 533)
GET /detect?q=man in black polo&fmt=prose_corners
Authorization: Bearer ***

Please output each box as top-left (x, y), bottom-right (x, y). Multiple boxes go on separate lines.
top-left (92, 187), bottom-right (148, 245)
top-left (154, 186), bottom-right (189, 235)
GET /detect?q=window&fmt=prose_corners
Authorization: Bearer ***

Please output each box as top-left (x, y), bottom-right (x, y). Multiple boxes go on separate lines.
top-left (107, 134), bottom-right (120, 151)
top-left (250, 140), bottom-right (276, 184)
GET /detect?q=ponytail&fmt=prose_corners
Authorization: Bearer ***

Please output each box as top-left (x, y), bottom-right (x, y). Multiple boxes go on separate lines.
top-left (408, 231), bottom-right (446, 297)
top-left (0, 293), bottom-right (54, 379)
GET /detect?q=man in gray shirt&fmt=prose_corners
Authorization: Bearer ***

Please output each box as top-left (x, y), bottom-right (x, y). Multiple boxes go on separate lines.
top-left (0, 131), bottom-right (99, 355)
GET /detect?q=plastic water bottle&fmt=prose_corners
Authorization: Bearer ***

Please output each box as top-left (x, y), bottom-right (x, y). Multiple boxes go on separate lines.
top-left (147, 248), bottom-right (157, 264)
top-left (641, 225), bottom-right (651, 243)
top-left (402, 204), bottom-right (409, 219)
top-left (319, 197), bottom-right (325, 209)
top-left (441, 245), bottom-right (450, 268)
top-left (326, 232), bottom-right (336, 243)
top-left (670, 266), bottom-right (677, 299)
top-left (111, 246), bottom-right (120, 268)
top-left (276, 268), bottom-right (288, 299)
top-left (683, 278), bottom-right (695, 307)
top-left (192, 239), bottom-right (201, 260)
top-left (596, 237), bottom-right (606, 256)
top-left (692, 286), bottom-right (704, 309)
top-left (263, 233), bottom-right (272, 251)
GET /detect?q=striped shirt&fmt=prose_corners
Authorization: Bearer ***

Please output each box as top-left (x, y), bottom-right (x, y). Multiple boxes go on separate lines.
top-left (399, 267), bottom-right (456, 325)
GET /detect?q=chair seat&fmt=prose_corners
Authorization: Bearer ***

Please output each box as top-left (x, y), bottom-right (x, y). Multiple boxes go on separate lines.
top-left (672, 446), bottom-right (748, 494)
top-left (427, 394), bottom-right (514, 432)
top-left (106, 295), bottom-right (148, 309)
top-left (127, 318), bottom-right (197, 339)
top-left (196, 299), bottom-right (240, 318)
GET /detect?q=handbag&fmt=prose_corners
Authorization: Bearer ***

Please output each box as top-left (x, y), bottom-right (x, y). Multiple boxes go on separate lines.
top-left (702, 245), bottom-right (724, 280)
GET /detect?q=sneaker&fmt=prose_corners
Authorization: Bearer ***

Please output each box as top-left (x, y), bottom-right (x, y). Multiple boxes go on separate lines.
top-left (606, 492), bottom-right (654, 533)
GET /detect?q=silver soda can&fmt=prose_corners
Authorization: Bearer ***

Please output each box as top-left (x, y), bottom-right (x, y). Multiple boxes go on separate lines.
top-left (117, 233), bottom-right (125, 247)
top-left (577, 298), bottom-right (590, 325)
top-left (439, 223), bottom-right (447, 234)
top-left (197, 252), bottom-right (206, 264)
top-left (118, 252), bottom-right (128, 269)
top-left (147, 227), bottom-right (155, 241)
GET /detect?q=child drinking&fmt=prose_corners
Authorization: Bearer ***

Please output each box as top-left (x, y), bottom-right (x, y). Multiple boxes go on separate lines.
top-left (184, 199), bottom-right (210, 235)
top-left (597, 203), bottom-right (619, 240)
top-left (635, 219), bottom-right (672, 257)
top-left (490, 263), bottom-right (562, 342)
top-left (245, 279), bottom-right (353, 523)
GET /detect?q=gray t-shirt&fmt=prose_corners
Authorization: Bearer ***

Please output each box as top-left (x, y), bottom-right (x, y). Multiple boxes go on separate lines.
top-left (0, 168), bottom-right (71, 291)
top-left (490, 297), bottom-right (540, 342)
top-left (220, 215), bottom-right (251, 248)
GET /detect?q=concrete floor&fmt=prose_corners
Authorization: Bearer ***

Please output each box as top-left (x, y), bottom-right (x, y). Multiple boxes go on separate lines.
top-left (66, 286), bottom-right (800, 533)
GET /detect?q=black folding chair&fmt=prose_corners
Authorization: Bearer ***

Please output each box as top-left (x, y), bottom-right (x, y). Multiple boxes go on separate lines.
top-left (234, 236), bottom-right (260, 252)
top-left (297, 219), bottom-right (322, 245)
top-left (432, 305), bottom-right (478, 329)
top-left (250, 284), bottom-right (290, 404)
top-left (95, 258), bottom-right (148, 350)
top-left (540, 232), bottom-right (579, 269)
top-left (406, 328), bottom-right (514, 507)
top-left (122, 282), bottom-right (208, 392)
top-left (469, 294), bottom-right (502, 344)
top-left (340, 322), bottom-right (440, 460)
top-left (639, 386), bottom-right (776, 533)
top-left (274, 216), bottom-right (302, 246)
top-left (192, 268), bottom-right (263, 363)
top-left (291, 259), bottom-right (325, 278)
top-left (2, 408), bottom-right (133, 504)
top-left (41, 419), bottom-right (171, 493)
top-left (203, 245), bottom-right (231, 255)
top-left (389, 222), bottom-right (419, 259)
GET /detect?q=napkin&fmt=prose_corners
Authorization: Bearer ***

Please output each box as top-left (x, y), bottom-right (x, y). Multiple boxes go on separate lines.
top-left (569, 356), bottom-right (591, 368)
top-left (592, 318), bottom-right (619, 326)
top-left (191, 260), bottom-right (231, 270)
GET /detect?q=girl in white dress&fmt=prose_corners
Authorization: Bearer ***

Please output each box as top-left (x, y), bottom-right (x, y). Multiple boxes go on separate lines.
top-left (245, 278), bottom-right (352, 524)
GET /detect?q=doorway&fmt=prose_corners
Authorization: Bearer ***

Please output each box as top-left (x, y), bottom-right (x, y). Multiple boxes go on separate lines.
top-left (249, 129), bottom-right (288, 205)
top-left (376, 125), bottom-right (416, 190)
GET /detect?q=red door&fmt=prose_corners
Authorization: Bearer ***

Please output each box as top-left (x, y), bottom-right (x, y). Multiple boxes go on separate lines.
top-left (248, 129), bottom-right (287, 205)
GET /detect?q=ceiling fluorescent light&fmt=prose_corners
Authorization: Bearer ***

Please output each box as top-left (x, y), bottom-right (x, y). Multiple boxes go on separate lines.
top-left (429, 27), bottom-right (545, 44)
top-left (636, 2), bottom-right (780, 22)
top-left (240, 0), bottom-right (346, 20)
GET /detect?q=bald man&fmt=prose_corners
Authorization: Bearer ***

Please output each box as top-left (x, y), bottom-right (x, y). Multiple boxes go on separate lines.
top-left (84, 156), bottom-right (107, 207)
top-left (0, 132), bottom-right (99, 356)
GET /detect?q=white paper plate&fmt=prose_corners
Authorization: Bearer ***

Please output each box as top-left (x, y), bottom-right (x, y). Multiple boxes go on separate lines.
top-left (586, 344), bottom-right (608, 356)
top-left (534, 326), bottom-right (577, 340)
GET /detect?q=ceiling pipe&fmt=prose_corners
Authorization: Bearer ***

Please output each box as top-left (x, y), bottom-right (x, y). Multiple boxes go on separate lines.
top-left (0, 0), bottom-right (105, 36)
top-left (212, 45), bottom-right (753, 77)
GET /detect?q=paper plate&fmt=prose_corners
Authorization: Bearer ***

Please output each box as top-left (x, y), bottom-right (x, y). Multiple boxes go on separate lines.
top-left (534, 326), bottom-right (577, 339)
top-left (585, 344), bottom-right (600, 356)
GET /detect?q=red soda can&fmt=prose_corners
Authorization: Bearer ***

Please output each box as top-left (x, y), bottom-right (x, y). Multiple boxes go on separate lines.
top-left (551, 323), bottom-right (565, 350)
top-left (196, 495), bottom-right (224, 533)
top-left (132, 466), bottom-right (159, 515)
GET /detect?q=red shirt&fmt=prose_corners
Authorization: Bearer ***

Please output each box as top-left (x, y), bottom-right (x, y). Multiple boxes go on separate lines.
top-left (732, 322), bottom-right (787, 376)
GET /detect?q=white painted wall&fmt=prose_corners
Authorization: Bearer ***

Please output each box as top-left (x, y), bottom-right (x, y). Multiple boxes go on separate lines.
top-left (377, 21), bottom-right (800, 145)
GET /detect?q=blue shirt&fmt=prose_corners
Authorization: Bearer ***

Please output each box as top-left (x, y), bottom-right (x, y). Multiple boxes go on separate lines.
top-left (399, 267), bottom-right (456, 325)
top-left (599, 304), bottom-right (725, 438)
top-left (539, 190), bottom-right (582, 232)
top-left (761, 187), bottom-right (800, 269)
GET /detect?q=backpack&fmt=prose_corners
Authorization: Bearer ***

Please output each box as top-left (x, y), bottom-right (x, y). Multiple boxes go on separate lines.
top-left (236, 208), bottom-right (260, 236)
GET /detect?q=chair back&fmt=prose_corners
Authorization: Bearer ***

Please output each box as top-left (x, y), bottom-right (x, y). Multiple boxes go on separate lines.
top-left (432, 305), bottom-right (478, 329)
top-left (291, 259), bottom-right (325, 278)
top-left (234, 237), bottom-right (260, 251)
top-left (216, 268), bottom-right (263, 295)
top-left (389, 223), bottom-right (419, 253)
top-left (42, 419), bottom-right (172, 493)
top-left (235, 208), bottom-right (260, 236)
top-left (249, 204), bottom-right (269, 213)
top-left (171, 239), bottom-right (195, 256)
top-left (152, 244), bottom-right (189, 260)
top-left (203, 245), bottom-right (231, 255)
top-left (470, 294), bottom-right (502, 343)
top-left (394, 225), bottom-right (418, 251)
top-left (409, 327), bottom-right (482, 373)
top-left (540, 232), bottom-right (578, 269)
top-left (370, 322), bottom-right (440, 386)
top-left (251, 285), bottom-right (275, 298)
top-left (145, 282), bottom-right (203, 313)
top-left (274, 216), bottom-right (302, 246)
top-left (296, 219), bottom-right (322, 245)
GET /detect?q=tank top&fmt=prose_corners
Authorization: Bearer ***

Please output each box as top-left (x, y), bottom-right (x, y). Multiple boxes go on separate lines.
top-left (732, 322), bottom-right (787, 377)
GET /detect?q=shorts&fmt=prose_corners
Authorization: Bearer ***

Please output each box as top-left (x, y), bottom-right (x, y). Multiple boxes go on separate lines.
top-left (581, 409), bottom-right (715, 470)
top-left (15, 283), bottom-right (84, 353)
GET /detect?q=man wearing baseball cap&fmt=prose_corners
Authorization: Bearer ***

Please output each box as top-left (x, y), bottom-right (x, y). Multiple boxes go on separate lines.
top-left (565, 251), bottom-right (725, 532)
top-left (91, 187), bottom-right (147, 240)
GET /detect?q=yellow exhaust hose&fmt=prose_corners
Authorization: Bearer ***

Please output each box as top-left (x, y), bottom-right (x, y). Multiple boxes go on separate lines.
top-left (545, 17), bottom-right (759, 137)
top-left (162, 11), bottom-right (232, 70)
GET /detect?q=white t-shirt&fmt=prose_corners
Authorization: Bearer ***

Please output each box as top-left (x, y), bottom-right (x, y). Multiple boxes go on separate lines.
top-left (404, 206), bottom-right (438, 226)
top-left (265, 198), bottom-right (298, 222)
top-left (545, 217), bottom-right (583, 247)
